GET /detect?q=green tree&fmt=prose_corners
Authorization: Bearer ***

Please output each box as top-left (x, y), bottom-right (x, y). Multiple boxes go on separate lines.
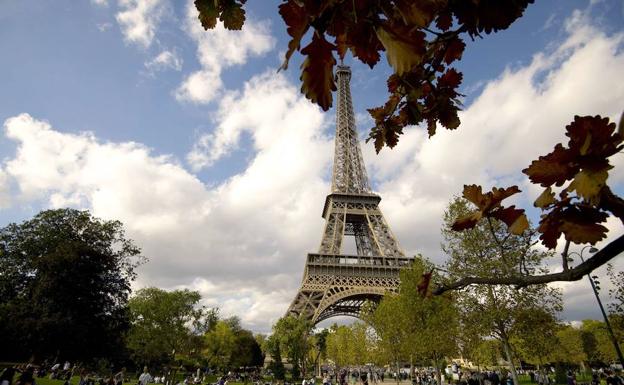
top-left (326, 324), bottom-right (355, 369)
top-left (271, 315), bottom-right (312, 379)
top-left (551, 325), bottom-right (587, 367)
top-left (442, 198), bottom-right (562, 385)
top-left (0, 208), bottom-right (142, 362)
top-left (266, 334), bottom-right (286, 380)
top-left (581, 319), bottom-right (622, 364)
top-left (204, 320), bottom-right (237, 372)
top-left (127, 287), bottom-right (211, 367)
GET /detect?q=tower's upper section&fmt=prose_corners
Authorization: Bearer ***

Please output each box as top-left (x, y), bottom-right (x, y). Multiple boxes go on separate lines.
top-left (330, 65), bottom-right (372, 194)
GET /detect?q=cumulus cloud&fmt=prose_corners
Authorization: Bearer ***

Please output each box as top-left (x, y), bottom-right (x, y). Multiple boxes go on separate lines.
top-left (366, 9), bottom-right (624, 264)
top-left (116, 0), bottom-right (166, 48)
top-left (2, 71), bottom-right (330, 332)
top-left (145, 49), bottom-right (183, 72)
top-left (2, 8), bottom-right (624, 331)
top-left (174, 1), bottom-right (275, 104)
top-left (91, 0), bottom-right (109, 6)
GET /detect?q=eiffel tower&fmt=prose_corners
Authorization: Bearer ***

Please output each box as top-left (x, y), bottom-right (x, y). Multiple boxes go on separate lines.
top-left (287, 65), bottom-right (413, 324)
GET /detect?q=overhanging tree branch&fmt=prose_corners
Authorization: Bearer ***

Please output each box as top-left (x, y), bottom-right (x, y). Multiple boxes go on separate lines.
top-left (433, 233), bottom-right (624, 295)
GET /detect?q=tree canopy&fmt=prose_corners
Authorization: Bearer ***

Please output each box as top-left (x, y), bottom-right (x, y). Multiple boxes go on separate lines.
top-left (0, 208), bottom-right (142, 362)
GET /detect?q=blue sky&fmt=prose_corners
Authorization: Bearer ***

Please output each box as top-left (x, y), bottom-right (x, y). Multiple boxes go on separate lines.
top-left (1, 0), bottom-right (623, 332)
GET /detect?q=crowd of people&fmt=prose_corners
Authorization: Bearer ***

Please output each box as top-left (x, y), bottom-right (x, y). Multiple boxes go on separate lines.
top-left (2, 363), bottom-right (623, 385)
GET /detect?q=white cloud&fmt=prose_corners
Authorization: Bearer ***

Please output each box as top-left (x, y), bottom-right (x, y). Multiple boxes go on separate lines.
top-left (174, 1), bottom-right (275, 104)
top-left (91, 0), bottom-right (109, 6)
top-left (2, 8), bottom-right (623, 331)
top-left (2, 71), bottom-right (330, 332)
top-left (97, 22), bottom-right (113, 32)
top-left (116, 0), bottom-right (166, 48)
top-left (145, 49), bottom-right (183, 72)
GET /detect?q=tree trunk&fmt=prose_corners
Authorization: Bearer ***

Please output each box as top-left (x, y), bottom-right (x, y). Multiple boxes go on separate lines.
top-left (501, 337), bottom-right (519, 385)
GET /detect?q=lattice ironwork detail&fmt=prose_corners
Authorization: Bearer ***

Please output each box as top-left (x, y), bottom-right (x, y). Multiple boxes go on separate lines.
top-left (287, 66), bottom-right (413, 324)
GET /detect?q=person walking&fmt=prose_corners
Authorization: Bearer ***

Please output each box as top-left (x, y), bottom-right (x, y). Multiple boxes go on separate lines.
top-left (139, 368), bottom-right (153, 385)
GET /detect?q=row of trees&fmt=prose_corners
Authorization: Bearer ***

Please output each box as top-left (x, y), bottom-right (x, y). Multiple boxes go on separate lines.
top-left (0, 209), bottom-right (264, 373)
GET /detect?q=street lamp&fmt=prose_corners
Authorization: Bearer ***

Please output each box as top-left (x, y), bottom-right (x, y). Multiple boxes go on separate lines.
top-left (569, 246), bottom-right (624, 368)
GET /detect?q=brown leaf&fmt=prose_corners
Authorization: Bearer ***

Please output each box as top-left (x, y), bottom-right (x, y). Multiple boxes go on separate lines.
top-left (491, 206), bottom-right (528, 235)
top-left (195, 0), bottom-right (219, 30)
top-left (451, 211), bottom-right (482, 231)
top-left (220, 1), bottom-right (245, 30)
top-left (435, 11), bottom-right (453, 31)
top-left (443, 37), bottom-right (465, 65)
top-left (560, 206), bottom-right (608, 245)
top-left (523, 143), bottom-right (578, 187)
top-left (538, 213), bottom-right (563, 250)
top-left (300, 32), bottom-right (337, 111)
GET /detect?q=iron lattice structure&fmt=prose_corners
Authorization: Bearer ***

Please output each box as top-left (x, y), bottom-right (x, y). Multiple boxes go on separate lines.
top-left (287, 65), bottom-right (413, 324)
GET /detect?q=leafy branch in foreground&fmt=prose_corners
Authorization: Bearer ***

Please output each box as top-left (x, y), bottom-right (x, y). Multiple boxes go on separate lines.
top-left (193, 0), bottom-right (535, 150)
top-left (433, 115), bottom-right (624, 294)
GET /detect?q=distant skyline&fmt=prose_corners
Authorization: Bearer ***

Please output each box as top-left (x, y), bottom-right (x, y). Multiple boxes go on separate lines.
top-left (1, 0), bottom-right (623, 332)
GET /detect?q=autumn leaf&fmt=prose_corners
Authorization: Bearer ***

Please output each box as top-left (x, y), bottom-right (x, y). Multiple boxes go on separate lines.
top-left (567, 167), bottom-right (610, 204)
top-left (491, 206), bottom-right (528, 235)
top-left (435, 11), bottom-right (453, 31)
top-left (534, 187), bottom-right (555, 208)
top-left (376, 22), bottom-right (426, 75)
top-left (560, 206), bottom-right (608, 245)
top-left (195, 0), bottom-right (219, 30)
top-left (220, 1), bottom-right (246, 30)
top-left (300, 32), bottom-right (337, 111)
top-left (451, 211), bottom-right (482, 231)
top-left (394, 0), bottom-right (447, 28)
top-left (443, 37), bottom-right (465, 65)
top-left (279, 0), bottom-right (310, 71)
top-left (523, 144), bottom-right (578, 187)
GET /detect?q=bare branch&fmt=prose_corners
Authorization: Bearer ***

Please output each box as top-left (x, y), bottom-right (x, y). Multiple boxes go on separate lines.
top-left (433, 234), bottom-right (624, 295)
top-left (562, 240), bottom-right (571, 271)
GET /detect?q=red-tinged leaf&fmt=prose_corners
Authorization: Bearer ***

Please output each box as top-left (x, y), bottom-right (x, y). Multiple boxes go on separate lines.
top-left (560, 206), bottom-right (609, 245)
top-left (376, 22), bottom-right (426, 75)
top-left (491, 206), bottom-right (528, 235)
top-left (435, 11), bottom-right (453, 31)
top-left (335, 33), bottom-right (348, 60)
top-left (523, 143), bottom-right (578, 187)
top-left (438, 104), bottom-right (460, 130)
top-left (417, 270), bottom-right (433, 297)
top-left (438, 68), bottom-right (462, 89)
top-left (279, 0), bottom-right (310, 70)
top-left (451, 211), bottom-right (482, 231)
top-left (566, 115), bottom-right (621, 158)
top-left (300, 32), bottom-right (337, 111)
top-left (451, 0), bottom-right (535, 35)
top-left (443, 37), bottom-right (465, 65)
top-left (462, 184), bottom-right (520, 212)
top-left (220, 1), bottom-right (246, 30)
top-left (195, 0), bottom-right (219, 30)
top-left (347, 22), bottom-right (384, 68)
top-left (387, 74), bottom-right (401, 93)
top-left (538, 213), bottom-right (563, 250)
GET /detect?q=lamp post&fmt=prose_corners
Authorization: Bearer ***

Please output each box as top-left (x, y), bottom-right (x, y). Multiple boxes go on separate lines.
top-left (569, 245), bottom-right (624, 368)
